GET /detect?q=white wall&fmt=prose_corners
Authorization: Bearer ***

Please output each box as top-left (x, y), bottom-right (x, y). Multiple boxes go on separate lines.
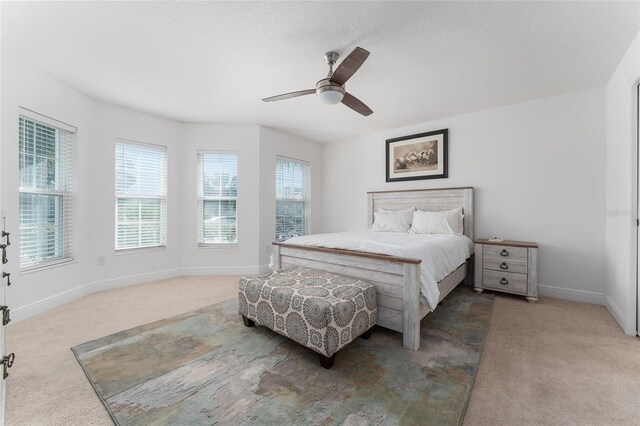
top-left (1, 55), bottom-right (323, 321)
top-left (178, 123), bottom-right (262, 275)
top-left (322, 87), bottom-right (607, 304)
top-left (1, 54), bottom-right (185, 320)
top-left (88, 103), bottom-right (184, 286)
top-left (1, 54), bottom-right (94, 314)
top-left (605, 31), bottom-right (640, 335)
top-left (258, 127), bottom-right (324, 268)
top-left (169, 124), bottom-right (323, 275)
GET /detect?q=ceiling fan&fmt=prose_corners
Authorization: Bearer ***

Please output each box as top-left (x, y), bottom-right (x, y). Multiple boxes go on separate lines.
top-left (262, 47), bottom-right (373, 117)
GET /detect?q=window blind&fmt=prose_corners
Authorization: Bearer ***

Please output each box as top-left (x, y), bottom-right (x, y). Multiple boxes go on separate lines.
top-left (197, 151), bottom-right (237, 245)
top-left (115, 141), bottom-right (167, 250)
top-left (19, 116), bottom-right (75, 269)
top-left (275, 156), bottom-right (310, 241)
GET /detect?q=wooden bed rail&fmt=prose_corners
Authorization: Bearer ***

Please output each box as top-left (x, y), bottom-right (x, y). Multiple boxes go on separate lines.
top-left (272, 242), bottom-right (422, 264)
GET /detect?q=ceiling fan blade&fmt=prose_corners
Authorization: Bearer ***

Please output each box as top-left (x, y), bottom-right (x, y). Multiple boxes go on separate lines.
top-left (342, 92), bottom-right (373, 116)
top-left (262, 89), bottom-right (316, 102)
top-left (330, 47), bottom-right (370, 86)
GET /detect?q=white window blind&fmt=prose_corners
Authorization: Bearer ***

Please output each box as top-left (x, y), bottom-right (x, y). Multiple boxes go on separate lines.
top-left (197, 151), bottom-right (237, 245)
top-left (19, 115), bottom-right (75, 269)
top-left (115, 141), bottom-right (167, 250)
top-left (276, 156), bottom-right (310, 241)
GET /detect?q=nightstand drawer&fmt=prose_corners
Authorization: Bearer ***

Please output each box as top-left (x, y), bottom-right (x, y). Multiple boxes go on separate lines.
top-left (482, 270), bottom-right (528, 294)
top-left (483, 245), bottom-right (528, 262)
top-left (483, 257), bottom-right (528, 274)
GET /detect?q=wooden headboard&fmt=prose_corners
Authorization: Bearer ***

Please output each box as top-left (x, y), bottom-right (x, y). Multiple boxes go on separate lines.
top-left (367, 187), bottom-right (474, 241)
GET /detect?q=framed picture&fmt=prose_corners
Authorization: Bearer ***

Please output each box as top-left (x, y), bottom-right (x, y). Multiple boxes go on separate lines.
top-left (386, 128), bottom-right (448, 182)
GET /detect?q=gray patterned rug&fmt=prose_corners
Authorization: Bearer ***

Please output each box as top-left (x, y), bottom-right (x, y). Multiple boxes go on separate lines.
top-left (72, 286), bottom-right (493, 425)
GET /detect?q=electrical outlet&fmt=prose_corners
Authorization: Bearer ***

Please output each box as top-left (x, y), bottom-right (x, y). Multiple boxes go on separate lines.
top-left (97, 256), bottom-right (106, 266)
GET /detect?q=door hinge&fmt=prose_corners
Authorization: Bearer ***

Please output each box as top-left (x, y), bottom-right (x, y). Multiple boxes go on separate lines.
top-left (2, 272), bottom-right (10, 287)
top-left (1, 353), bottom-right (15, 380)
top-left (0, 306), bottom-right (11, 326)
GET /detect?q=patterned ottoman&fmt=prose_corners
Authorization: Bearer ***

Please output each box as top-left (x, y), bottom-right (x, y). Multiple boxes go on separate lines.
top-left (238, 266), bottom-right (377, 369)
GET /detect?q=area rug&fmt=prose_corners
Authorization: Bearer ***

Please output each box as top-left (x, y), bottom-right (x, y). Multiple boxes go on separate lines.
top-left (72, 286), bottom-right (494, 426)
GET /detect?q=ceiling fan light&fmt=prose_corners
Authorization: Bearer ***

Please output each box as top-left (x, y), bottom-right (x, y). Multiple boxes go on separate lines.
top-left (316, 80), bottom-right (345, 105)
top-left (318, 89), bottom-right (344, 105)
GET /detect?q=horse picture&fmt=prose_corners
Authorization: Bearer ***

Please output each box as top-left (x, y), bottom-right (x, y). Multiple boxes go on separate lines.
top-left (392, 140), bottom-right (438, 172)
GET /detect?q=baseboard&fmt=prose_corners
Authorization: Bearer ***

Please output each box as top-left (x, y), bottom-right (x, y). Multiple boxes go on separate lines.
top-left (605, 296), bottom-right (626, 332)
top-left (181, 265), bottom-right (271, 276)
top-left (538, 285), bottom-right (606, 305)
top-left (11, 268), bottom-right (182, 323)
top-left (10, 265), bottom-right (274, 324)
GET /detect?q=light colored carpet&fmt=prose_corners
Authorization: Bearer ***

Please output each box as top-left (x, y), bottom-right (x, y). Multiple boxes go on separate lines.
top-left (5, 276), bottom-right (640, 425)
top-left (465, 293), bottom-right (640, 425)
top-left (6, 276), bottom-right (239, 426)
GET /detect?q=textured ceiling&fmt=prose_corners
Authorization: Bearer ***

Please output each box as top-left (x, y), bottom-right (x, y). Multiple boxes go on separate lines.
top-left (2, 1), bottom-right (639, 143)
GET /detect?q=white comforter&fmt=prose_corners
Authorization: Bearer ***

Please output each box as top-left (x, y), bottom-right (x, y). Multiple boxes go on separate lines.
top-left (282, 231), bottom-right (474, 310)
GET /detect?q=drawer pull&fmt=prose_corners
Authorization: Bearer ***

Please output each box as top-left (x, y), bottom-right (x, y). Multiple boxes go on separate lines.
top-left (500, 278), bottom-right (509, 285)
top-left (500, 262), bottom-right (508, 270)
top-left (500, 249), bottom-right (509, 257)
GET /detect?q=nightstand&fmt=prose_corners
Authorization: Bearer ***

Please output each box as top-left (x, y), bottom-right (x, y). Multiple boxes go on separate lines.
top-left (474, 239), bottom-right (539, 302)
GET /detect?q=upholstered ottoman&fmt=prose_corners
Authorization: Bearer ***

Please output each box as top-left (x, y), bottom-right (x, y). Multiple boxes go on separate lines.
top-left (238, 266), bottom-right (377, 369)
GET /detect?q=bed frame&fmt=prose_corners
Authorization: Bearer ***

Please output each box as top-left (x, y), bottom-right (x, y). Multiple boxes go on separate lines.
top-left (272, 187), bottom-right (474, 351)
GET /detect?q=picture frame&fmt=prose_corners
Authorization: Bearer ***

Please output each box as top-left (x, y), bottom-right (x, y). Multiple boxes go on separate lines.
top-left (386, 128), bottom-right (448, 182)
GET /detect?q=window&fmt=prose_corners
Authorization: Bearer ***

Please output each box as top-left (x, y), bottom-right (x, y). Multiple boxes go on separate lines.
top-left (115, 141), bottom-right (167, 250)
top-left (276, 156), bottom-right (310, 241)
top-left (18, 114), bottom-right (75, 269)
top-left (197, 151), bottom-right (238, 245)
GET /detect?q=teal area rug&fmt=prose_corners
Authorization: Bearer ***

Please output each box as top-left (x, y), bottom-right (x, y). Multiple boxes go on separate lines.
top-left (72, 286), bottom-right (493, 425)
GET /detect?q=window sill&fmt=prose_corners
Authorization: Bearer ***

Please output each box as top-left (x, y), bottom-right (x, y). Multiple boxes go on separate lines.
top-left (114, 245), bottom-right (167, 256)
top-left (20, 258), bottom-right (76, 274)
top-left (197, 243), bottom-right (238, 249)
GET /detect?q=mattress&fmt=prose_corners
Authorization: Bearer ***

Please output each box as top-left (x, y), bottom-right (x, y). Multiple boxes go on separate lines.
top-left (281, 231), bottom-right (474, 310)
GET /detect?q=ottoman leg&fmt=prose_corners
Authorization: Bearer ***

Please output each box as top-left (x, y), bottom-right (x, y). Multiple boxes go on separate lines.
top-left (360, 328), bottom-right (372, 340)
top-left (242, 315), bottom-right (255, 327)
top-left (319, 353), bottom-right (336, 369)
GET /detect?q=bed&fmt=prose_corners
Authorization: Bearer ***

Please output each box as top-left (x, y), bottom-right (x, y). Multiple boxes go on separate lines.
top-left (272, 187), bottom-right (474, 350)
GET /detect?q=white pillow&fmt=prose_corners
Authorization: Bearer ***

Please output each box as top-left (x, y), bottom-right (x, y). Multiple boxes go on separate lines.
top-left (378, 207), bottom-right (414, 225)
top-left (371, 207), bottom-right (415, 232)
top-left (410, 207), bottom-right (464, 235)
